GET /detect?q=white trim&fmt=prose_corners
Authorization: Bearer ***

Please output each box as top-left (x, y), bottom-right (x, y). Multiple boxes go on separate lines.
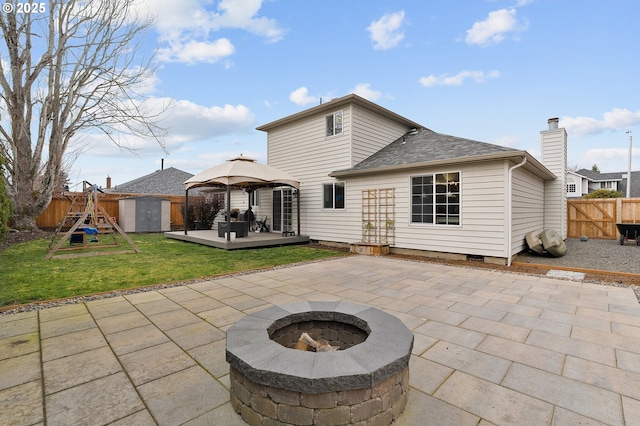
top-left (321, 181), bottom-right (346, 210)
top-left (325, 110), bottom-right (343, 137)
top-left (409, 170), bottom-right (461, 227)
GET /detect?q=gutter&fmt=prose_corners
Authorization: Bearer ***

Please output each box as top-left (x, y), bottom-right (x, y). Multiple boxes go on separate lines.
top-left (330, 151), bottom-right (554, 181)
top-left (507, 156), bottom-right (527, 267)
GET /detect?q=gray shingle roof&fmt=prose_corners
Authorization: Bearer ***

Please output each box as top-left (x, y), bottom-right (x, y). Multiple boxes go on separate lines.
top-left (575, 168), bottom-right (640, 197)
top-left (107, 167), bottom-right (193, 196)
top-left (336, 128), bottom-right (520, 174)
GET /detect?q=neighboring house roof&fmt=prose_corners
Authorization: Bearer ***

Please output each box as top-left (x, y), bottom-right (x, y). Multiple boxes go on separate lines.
top-left (574, 168), bottom-right (640, 197)
top-left (107, 167), bottom-right (193, 196)
top-left (256, 93), bottom-right (425, 132)
top-left (574, 168), bottom-right (623, 182)
top-left (330, 128), bottom-right (554, 180)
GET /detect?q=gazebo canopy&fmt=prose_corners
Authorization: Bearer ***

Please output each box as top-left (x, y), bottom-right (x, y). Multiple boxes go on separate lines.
top-left (185, 156), bottom-right (300, 190)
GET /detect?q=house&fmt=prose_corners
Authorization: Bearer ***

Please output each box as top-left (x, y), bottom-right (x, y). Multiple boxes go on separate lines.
top-left (248, 94), bottom-right (566, 265)
top-left (106, 167), bottom-right (195, 196)
top-left (567, 169), bottom-right (640, 198)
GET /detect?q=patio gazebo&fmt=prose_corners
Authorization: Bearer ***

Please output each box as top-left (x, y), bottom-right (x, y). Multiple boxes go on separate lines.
top-left (183, 156), bottom-right (301, 242)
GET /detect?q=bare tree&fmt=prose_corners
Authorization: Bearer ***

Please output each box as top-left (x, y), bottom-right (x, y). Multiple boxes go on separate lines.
top-left (0, 0), bottom-right (165, 229)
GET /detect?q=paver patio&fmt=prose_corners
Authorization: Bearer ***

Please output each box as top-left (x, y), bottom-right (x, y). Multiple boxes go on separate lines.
top-left (1, 255), bottom-right (640, 425)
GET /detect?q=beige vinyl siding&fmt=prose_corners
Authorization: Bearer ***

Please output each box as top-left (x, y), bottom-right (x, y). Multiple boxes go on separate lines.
top-left (511, 166), bottom-right (545, 255)
top-left (267, 108), bottom-right (350, 239)
top-left (324, 161), bottom-right (510, 258)
top-left (266, 105), bottom-right (412, 240)
top-left (350, 105), bottom-right (410, 165)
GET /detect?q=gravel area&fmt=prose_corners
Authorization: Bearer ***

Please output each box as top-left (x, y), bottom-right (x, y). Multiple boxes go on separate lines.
top-left (515, 237), bottom-right (640, 275)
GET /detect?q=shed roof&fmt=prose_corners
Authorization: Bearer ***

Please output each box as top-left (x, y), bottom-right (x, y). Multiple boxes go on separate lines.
top-left (330, 128), bottom-right (555, 179)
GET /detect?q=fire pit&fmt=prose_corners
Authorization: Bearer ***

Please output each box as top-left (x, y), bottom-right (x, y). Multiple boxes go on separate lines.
top-left (226, 301), bottom-right (413, 425)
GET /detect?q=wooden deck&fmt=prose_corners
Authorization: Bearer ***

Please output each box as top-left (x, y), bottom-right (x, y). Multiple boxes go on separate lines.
top-left (164, 230), bottom-right (310, 250)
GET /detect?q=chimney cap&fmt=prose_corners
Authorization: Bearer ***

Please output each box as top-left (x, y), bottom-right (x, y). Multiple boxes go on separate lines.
top-left (547, 117), bottom-right (559, 130)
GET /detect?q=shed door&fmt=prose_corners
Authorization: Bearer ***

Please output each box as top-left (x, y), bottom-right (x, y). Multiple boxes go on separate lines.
top-left (135, 197), bottom-right (162, 232)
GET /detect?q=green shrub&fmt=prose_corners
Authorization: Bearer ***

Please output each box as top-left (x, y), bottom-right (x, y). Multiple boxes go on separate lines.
top-left (583, 189), bottom-right (622, 199)
top-left (185, 195), bottom-right (222, 230)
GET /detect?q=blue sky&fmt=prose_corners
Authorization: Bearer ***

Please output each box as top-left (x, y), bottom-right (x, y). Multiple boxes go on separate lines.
top-left (71, 0), bottom-right (640, 190)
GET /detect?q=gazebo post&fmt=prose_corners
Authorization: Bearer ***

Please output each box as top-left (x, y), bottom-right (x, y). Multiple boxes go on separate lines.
top-left (184, 189), bottom-right (189, 235)
top-left (297, 188), bottom-right (301, 236)
top-left (226, 185), bottom-right (231, 242)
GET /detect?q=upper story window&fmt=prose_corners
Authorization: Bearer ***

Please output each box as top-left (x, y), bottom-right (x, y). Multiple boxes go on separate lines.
top-left (323, 182), bottom-right (345, 209)
top-left (326, 111), bottom-right (343, 137)
top-left (411, 172), bottom-right (460, 225)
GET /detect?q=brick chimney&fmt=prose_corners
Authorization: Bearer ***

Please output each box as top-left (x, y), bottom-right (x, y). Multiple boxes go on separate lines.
top-left (541, 118), bottom-right (567, 238)
top-left (106, 175), bottom-right (111, 189)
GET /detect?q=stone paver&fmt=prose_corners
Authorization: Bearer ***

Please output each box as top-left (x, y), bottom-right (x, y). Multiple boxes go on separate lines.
top-left (43, 346), bottom-right (121, 394)
top-left (1, 255), bottom-right (639, 425)
top-left (46, 372), bottom-right (144, 426)
top-left (435, 371), bottom-right (554, 425)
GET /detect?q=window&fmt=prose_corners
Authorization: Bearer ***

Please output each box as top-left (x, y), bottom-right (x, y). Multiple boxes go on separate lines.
top-left (325, 110), bottom-right (343, 137)
top-left (249, 189), bottom-right (260, 207)
top-left (323, 182), bottom-right (345, 209)
top-left (566, 183), bottom-right (577, 193)
top-left (411, 172), bottom-right (460, 225)
top-left (600, 181), bottom-right (613, 189)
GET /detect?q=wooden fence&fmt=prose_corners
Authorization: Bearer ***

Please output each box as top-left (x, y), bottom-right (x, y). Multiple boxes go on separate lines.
top-left (567, 198), bottom-right (640, 239)
top-left (36, 195), bottom-right (640, 238)
top-left (36, 192), bottom-right (194, 231)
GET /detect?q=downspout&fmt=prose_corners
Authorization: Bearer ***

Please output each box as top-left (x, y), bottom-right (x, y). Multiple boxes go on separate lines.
top-left (507, 156), bottom-right (527, 266)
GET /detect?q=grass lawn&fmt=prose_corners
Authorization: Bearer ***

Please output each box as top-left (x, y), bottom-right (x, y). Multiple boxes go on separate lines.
top-left (0, 233), bottom-right (347, 307)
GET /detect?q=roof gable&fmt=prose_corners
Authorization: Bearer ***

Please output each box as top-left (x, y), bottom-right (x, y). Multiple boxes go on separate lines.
top-left (256, 93), bottom-right (424, 132)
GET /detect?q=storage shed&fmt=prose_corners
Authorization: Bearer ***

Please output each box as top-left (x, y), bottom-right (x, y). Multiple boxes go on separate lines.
top-left (118, 196), bottom-right (171, 232)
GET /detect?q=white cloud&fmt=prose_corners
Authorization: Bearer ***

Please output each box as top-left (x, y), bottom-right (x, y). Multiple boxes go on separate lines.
top-left (367, 11), bottom-right (406, 50)
top-left (561, 108), bottom-right (640, 136)
top-left (159, 99), bottom-right (254, 141)
top-left (212, 0), bottom-right (285, 43)
top-left (76, 98), bottom-right (255, 157)
top-left (582, 147), bottom-right (640, 172)
top-left (350, 83), bottom-right (381, 101)
top-left (289, 87), bottom-right (318, 106)
top-left (157, 38), bottom-right (235, 64)
top-left (465, 8), bottom-right (528, 47)
top-left (139, 0), bottom-right (284, 65)
top-left (419, 70), bottom-right (500, 87)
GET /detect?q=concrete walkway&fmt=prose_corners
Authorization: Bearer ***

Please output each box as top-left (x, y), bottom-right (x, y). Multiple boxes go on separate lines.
top-left (1, 256), bottom-right (640, 425)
